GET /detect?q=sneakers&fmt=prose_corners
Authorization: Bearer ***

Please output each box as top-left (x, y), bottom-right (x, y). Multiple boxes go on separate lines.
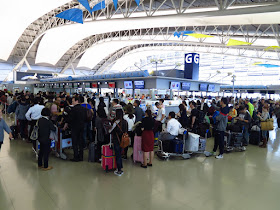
top-left (114, 170), bottom-right (124, 176)
top-left (209, 151), bottom-right (216, 156)
top-left (215, 154), bottom-right (223, 159)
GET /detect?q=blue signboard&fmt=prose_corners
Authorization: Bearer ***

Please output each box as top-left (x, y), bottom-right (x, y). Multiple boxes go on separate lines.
top-left (134, 81), bottom-right (145, 89)
top-left (182, 82), bottom-right (191, 91)
top-left (208, 84), bottom-right (215, 92)
top-left (199, 84), bottom-right (208, 91)
top-left (184, 53), bottom-right (200, 80)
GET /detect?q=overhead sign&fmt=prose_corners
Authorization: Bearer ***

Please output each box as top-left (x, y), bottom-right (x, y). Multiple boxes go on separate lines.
top-left (108, 82), bottom-right (116, 88)
top-left (184, 53), bottom-right (200, 80)
top-left (124, 81), bottom-right (133, 89)
top-left (170, 82), bottom-right (180, 90)
top-left (182, 82), bottom-right (191, 91)
top-left (16, 72), bottom-right (53, 81)
top-left (134, 81), bottom-right (145, 89)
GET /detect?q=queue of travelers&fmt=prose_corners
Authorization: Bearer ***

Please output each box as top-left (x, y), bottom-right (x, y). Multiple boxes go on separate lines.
top-left (0, 89), bottom-right (278, 175)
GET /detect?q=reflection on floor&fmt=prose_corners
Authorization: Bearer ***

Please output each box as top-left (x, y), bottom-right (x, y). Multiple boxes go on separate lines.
top-left (1, 116), bottom-right (280, 210)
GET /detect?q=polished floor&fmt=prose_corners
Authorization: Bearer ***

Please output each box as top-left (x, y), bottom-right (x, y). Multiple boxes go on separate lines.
top-left (1, 117), bottom-right (280, 210)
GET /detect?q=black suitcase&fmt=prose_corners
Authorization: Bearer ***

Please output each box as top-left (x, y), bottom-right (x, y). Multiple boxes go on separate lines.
top-left (88, 135), bottom-right (98, 162)
top-left (249, 130), bottom-right (261, 145)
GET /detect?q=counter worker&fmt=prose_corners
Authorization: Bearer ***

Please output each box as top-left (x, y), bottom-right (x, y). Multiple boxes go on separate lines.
top-left (159, 112), bottom-right (182, 141)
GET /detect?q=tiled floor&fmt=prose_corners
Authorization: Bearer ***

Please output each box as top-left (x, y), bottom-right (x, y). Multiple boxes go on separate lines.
top-left (1, 116), bottom-right (280, 210)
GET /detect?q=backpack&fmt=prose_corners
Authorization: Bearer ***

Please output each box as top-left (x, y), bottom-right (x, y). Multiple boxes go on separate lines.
top-left (85, 104), bottom-right (93, 122)
top-left (197, 110), bottom-right (206, 124)
top-left (116, 122), bottom-right (130, 148)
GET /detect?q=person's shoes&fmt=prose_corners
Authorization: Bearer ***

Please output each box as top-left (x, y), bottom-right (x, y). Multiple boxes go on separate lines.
top-left (38, 166), bottom-right (43, 169)
top-left (243, 143), bottom-right (248, 146)
top-left (70, 159), bottom-right (79, 162)
top-left (147, 163), bottom-right (153, 167)
top-left (215, 154), bottom-right (223, 159)
top-left (79, 158), bottom-right (83, 161)
top-left (114, 170), bottom-right (124, 176)
top-left (122, 156), bottom-right (127, 160)
top-left (210, 151), bottom-right (216, 156)
top-left (22, 138), bottom-right (26, 141)
top-left (141, 164), bottom-right (147, 168)
top-left (43, 166), bottom-right (53, 171)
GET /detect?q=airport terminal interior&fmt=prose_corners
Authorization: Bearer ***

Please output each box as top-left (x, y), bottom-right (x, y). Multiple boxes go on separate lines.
top-left (1, 0), bottom-right (280, 210)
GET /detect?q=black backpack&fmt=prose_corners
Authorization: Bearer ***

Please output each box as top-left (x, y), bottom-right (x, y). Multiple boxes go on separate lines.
top-left (197, 110), bottom-right (206, 124)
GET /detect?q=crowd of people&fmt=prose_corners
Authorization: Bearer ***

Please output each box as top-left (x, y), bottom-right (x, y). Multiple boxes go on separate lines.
top-left (0, 89), bottom-right (278, 176)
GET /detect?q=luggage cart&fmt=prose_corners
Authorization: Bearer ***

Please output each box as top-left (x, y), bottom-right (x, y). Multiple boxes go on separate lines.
top-left (224, 130), bottom-right (246, 152)
top-left (156, 129), bottom-right (211, 160)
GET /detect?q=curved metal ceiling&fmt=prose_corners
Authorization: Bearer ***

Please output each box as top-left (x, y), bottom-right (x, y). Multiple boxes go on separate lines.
top-left (36, 5), bottom-right (280, 66)
top-left (0, 0), bottom-right (279, 82)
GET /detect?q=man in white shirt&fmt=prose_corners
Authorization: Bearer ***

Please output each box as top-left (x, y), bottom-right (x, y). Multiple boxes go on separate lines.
top-left (25, 98), bottom-right (44, 145)
top-left (154, 102), bottom-right (166, 132)
top-left (155, 102), bottom-right (165, 123)
top-left (159, 111), bottom-right (182, 141)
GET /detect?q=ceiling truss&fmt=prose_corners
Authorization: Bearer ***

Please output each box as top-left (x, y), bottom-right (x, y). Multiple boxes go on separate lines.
top-left (9, 0), bottom-right (280, 73)
top-left (59, 24), bottom-right (280, 73)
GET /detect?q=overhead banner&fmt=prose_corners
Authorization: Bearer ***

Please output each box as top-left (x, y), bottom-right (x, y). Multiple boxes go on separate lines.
top-left (16, 72), bottom-right (53, 82)
top-left (184, 53), bottom-right (200, 80)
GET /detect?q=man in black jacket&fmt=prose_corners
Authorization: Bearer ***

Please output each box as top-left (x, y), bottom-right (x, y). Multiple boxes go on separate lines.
top-left (198, 98), bottom-right (209, 114)
top-left (69, 96), bottom-right (87, 162)
top-left (38, 108), bottom-right (56, 170)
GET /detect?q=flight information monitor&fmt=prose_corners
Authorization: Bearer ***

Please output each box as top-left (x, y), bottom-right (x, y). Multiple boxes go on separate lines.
top-left (134, 81), bottom-right (145, 89)
top-left (182, 82), bottom-right (191, 91)
top-left (199, 84), bottom-right (208, 91)
top-left (208, 84), bottom-right (215, 92)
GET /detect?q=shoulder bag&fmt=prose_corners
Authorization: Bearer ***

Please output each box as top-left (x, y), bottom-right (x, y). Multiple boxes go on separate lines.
top-left (116, 122), bottom-right (130, 148)
top-left (30, 120), bottom-right (39, 141)
top-left (261, 118), bottom-right (274, 131)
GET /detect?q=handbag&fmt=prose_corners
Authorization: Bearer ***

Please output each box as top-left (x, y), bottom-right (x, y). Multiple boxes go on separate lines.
top-left (260, 118), bottom-right (274, 131)
top-left (116, 122), bottom-right (130, 148)
top-left (30, 120), bottom-right (39, 141)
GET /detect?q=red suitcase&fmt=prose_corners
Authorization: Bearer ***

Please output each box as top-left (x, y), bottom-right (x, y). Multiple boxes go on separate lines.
top-left (101, 135), bottom-right (116, 172)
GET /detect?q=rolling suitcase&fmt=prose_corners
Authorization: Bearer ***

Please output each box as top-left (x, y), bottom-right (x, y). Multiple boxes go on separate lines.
top-left (133, 136), bottom-right (143, 163)
top-left (88, 135), bottom-right (98, 162)
top-left (172, 139), bottom-right (184, 154)
top-left (101, 135), bottom-right (116, 172)
top-left (249, 130), bottom-right (261, 145)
